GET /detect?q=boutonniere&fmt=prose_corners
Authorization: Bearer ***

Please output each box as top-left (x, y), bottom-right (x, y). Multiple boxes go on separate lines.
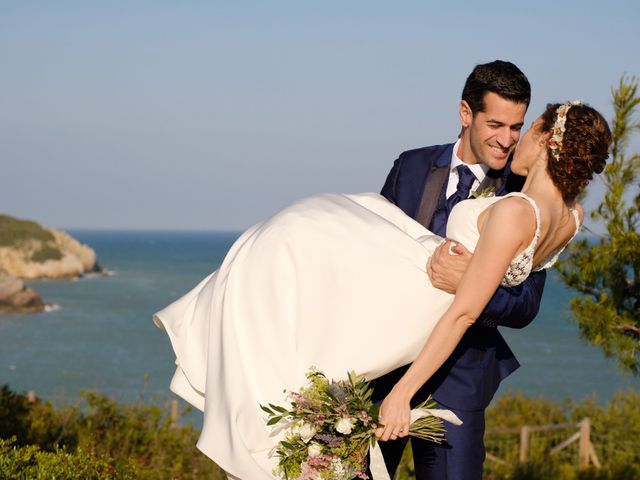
top-left (471, 187), bottom-right (496, 199)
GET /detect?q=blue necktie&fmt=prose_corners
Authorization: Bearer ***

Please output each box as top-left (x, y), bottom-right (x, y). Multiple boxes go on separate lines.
top-left (428, 164), bottom-right (476, 236)
top-left (446, 165), bottom-right (476, 214)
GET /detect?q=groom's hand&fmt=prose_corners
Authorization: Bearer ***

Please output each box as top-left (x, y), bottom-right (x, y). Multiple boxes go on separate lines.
top-left (427, 240), bottom-right (472, 293)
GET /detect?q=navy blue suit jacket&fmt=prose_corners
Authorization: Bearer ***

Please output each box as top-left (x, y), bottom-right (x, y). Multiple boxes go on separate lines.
top-left (378, 143), bottom-right (546, 411)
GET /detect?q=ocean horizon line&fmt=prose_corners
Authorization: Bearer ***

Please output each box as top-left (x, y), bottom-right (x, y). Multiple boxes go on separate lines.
top-left (66, 227), bottom-right (244, 234)
top-left (64, 227), bottom-right (603, 241)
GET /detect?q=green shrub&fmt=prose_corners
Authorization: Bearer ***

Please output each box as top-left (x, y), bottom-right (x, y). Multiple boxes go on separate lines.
top-left (0, 385), bottom-right (31, 442)
top-left (484, 390), bottom-right (640, 480)
top-left (0, 215), bottom-right (54, 247)
top-left (486, 389), bottom-right (569, 428)
top-left (0, 385), bottom-right (226, 479)
top-left (30, 244), bottom-right (63, 263)
top-left (76, 390), bottom-right (226, 480)
top-left (0, 214), bottom-right (62, 263)
top-left (393, 389), bottom-right (640, 480)
top-left (0, 385), bottom-right (79, 450)
top-left (0, 437), bottom-right (136, 479)
top-left (568, 389), bottom-right (640, 479)
top-left (6, 385), bottom-right (637, 480)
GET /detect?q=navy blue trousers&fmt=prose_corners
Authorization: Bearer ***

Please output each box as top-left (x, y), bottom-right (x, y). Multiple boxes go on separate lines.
top-left (374, 402), bottom-right (485, 480)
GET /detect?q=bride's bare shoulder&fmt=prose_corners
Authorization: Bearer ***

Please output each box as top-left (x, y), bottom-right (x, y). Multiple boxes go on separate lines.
top-left (479, 195), bottom-right (537, 238)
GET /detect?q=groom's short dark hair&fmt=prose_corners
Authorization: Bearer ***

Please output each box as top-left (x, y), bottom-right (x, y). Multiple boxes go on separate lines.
top-left (462, 60), bottom-right (531, 114)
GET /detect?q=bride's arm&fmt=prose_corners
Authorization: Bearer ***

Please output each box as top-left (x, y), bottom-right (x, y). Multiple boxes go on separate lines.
top-left (477, 270), bottom-right (545, 328)
top-left (429, 238), bottom-right (546, 330)
top-left (375, 198), bottom-right (535, 441)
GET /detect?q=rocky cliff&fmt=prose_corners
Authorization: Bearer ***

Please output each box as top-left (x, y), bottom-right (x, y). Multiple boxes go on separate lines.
top-left (0, 214), bottom-right (102, 280)
top-left (0, 214), bottom-right (104, 313)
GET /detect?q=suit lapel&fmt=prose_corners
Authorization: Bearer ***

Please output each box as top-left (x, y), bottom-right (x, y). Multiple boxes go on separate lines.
top-left (414, 145), bottom-right (515, 227)
top-left (477, 170), bottom-right (504, 193)
top-left (416, 146), bottom-right (452, 227)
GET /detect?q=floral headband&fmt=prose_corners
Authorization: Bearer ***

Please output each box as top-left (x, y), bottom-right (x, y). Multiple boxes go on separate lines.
top-left (548, 100), bottom-right (582, 161)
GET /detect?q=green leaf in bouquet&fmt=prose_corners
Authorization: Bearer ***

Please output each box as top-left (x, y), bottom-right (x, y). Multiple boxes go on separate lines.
top-left (414, 396), bottom-right (438, 411)
top-left (280, 440), bottom-right (296, 450)
top-left (348, 370), bottom-right (360, 388)
top-left (269, 403), bottom-right (288, 413)
top-left (370, 403), bottom-right (380, 420)
top-left (267, 416), bottom-right (283, 426)
top-left (408, 396), bottom-right (446, 443)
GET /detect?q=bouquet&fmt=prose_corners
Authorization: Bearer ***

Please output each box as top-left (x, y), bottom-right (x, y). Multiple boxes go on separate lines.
top-left (261, 368), bottom-right (448, 480)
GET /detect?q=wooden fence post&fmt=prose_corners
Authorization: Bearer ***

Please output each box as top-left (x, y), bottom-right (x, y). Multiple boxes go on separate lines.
top-left (488, 420), bottom-right (600, 469)
top-left (519, 425), bottom-right (530, 462)
top-left (588, 441), bottom-right (601, 469)
top-left (578, 418), bottom-right (590, 468)
top-left (171, 400), bottom-right (179, 427)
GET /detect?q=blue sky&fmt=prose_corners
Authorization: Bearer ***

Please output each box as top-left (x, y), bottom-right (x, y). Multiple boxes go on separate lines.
top-left (2, 1), bottom-right (639, 230)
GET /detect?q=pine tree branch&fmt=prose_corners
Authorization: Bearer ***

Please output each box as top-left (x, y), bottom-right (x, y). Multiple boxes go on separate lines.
top-left (617, 324), bottom-right (640, 337)
top-left (579, 223), bottom-right (606, 239)
top-left (560, 75), bottom-right (640, 373)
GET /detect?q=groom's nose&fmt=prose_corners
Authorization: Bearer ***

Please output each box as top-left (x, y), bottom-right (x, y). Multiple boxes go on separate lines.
top-left (496, 127), bottom-right (517, 149)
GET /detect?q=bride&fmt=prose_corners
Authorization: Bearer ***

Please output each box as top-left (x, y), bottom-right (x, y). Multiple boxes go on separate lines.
top-left (154, 102), bottom-right (611, 479)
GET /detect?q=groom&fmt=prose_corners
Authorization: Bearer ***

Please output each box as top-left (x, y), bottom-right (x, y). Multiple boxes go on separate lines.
top-left (373, 60), bottom-right (546, 479)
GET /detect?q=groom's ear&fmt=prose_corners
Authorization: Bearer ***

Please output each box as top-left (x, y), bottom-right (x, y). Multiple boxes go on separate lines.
top-left (459, 100), bottom-right (472, 129)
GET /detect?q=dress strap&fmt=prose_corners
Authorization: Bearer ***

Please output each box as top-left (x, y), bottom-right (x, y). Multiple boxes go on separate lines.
top-left (503, 192), bottom-right (542, 250)
top-left (535, 208), bottom-right (581, 271)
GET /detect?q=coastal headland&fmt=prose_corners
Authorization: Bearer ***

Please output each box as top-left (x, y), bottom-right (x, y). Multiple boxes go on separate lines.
top-left (0, 214), bottom-right (103, 313)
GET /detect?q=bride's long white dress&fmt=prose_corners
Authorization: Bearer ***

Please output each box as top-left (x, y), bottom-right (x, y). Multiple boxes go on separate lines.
top-left (153, 191), bottom-right (562, 479)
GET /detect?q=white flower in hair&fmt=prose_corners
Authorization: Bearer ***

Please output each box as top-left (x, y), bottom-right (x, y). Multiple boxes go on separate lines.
top-left (549, 100), bottom-right (582, 161)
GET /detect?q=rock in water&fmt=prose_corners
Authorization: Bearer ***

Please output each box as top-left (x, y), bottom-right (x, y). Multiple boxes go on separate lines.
top-left (0, 273), bottom-right (45, 313)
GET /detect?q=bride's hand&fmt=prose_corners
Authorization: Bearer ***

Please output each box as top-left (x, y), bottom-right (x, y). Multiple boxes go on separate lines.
top-left (375, 389), bottom-right (411, 441)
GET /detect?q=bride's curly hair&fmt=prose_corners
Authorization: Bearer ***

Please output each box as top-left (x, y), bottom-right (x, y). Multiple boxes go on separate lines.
top-left (540, 103), bottom-right (612, 203)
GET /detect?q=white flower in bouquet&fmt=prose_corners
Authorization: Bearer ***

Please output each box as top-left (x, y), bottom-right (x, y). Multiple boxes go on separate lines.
top-left (307, 443), bottom-right (322, 457)
top-left (331, 458), bottom-right (348, 477)
top-left (335, 416), bottom-right (355, 435)
top-left (261, 369), bottom-right (448, 480)
top-left (299, 422), bottom-right (317, 443)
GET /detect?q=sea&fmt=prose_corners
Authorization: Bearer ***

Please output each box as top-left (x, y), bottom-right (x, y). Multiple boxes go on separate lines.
top-left (1, 230), bottom-right (638, 414)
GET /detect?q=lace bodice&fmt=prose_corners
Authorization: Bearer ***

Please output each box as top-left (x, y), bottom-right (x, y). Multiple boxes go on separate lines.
top-left (446, 192), bottom-right (580, 287)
